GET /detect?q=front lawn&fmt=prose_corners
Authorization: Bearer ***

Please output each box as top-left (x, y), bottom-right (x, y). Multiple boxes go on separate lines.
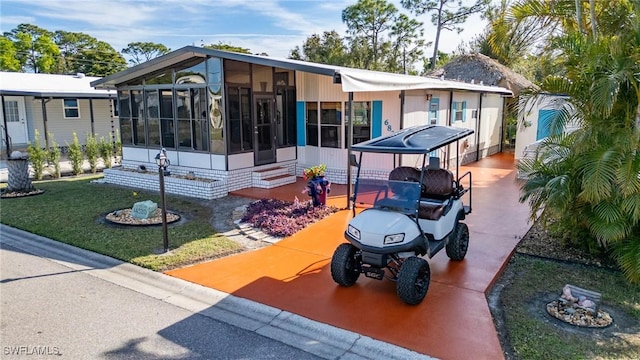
top-left (0, 176), bottom-right (241, 271)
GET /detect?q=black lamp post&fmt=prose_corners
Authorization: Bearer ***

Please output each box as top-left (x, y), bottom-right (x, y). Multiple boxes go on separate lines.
top-left (155, 148), bottom-right (170, 253)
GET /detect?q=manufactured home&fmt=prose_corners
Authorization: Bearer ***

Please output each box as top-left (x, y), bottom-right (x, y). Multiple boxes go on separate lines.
top-left (0, 72), bottom-right (118, 156)
top-left (91, 46), bottom-right (513, 199)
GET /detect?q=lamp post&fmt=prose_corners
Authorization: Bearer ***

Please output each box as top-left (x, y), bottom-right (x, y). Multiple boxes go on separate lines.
top-left (155, 148), bottom-right (170, 253)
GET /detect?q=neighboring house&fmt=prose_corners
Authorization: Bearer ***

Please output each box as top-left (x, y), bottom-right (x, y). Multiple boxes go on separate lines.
top-left (515, 93), bottom-right (575, 162)
top-left (91, 46), bottom-right (513, 199)
top-left (0, 72), bottom-right (118, 157)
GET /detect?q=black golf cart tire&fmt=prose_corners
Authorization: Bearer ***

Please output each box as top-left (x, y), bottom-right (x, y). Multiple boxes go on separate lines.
top-left (396, 257), bottom-right (430, 305)
top-left (331, 243), bottom-right (360, 287)
top-left (446, 222), bottom-right (469, 261)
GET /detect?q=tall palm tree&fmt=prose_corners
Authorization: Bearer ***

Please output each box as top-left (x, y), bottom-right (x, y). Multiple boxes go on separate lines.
top-left (516, 0), bottom-right (640, 282)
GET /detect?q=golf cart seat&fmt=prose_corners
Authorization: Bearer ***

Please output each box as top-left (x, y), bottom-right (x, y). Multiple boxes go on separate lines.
top-left (418, 168), bottom-right (455, 220)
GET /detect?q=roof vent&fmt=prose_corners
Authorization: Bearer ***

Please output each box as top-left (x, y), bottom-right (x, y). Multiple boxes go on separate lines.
top-left (75, 72), bottom-right (85, 78)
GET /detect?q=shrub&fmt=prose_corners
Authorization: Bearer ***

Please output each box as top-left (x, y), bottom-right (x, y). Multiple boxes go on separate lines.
top-left (27, 129), bottom-right (47, 180)
top-left (85, 133), bottom-right (99, 173)
top-left (99, 135), bottom-right (114, 169)
top-left (47, 132), bottom-right (61, 178)
top-left (241, 199), bottom-right (338, 237)
top-left (67, 132), bottom-right (84, 176)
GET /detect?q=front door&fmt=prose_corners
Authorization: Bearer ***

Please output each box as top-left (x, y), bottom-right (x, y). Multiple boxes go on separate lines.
top-left (2, 96), bottom-right (28, 144)
top-left (254, 96), bottom-right (276, 165)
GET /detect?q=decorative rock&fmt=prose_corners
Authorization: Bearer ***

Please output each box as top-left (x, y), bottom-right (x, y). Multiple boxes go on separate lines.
top-left (130, 200), bottom-right (158, 219)
top-left (10, 151), bottom-right (27, 159)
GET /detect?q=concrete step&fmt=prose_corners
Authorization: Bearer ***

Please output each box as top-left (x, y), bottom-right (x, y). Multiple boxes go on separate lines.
top-left (252, 174), bottom-right (297, 189)
top-left (251, 167), bottom-right (289, 181)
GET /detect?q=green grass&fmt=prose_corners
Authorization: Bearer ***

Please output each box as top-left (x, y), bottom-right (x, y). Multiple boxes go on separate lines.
top-left (502, 255), bottom-right (640, 359)
top-left (0, 175), bottom-right (241, 271)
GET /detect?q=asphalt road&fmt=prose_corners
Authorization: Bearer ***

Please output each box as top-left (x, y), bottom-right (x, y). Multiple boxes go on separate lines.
top-left (0, 242), bottom-right (322, 359)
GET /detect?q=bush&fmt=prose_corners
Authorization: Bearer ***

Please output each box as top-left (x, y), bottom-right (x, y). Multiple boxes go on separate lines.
top-left (67, 132), bottom-right (84, 176)
top-left (99, 135), bottom-right (114, 169)
top-left (241, 199), bottom-right (338, 237)
top-left (47, 132), bottom-right (61, 178)
top-left (27, 129), bottom-right (47, 180)
top-left (85, 133), bottom-right (99, 173)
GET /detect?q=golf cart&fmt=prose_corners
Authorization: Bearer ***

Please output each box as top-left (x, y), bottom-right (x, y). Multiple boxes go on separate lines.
top-left (330, 125), bottom-right (474, 305)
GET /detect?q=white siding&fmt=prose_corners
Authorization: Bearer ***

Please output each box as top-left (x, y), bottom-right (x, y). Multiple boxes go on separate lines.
top-left (514, 94), bottom-right (568, 160)
top-left (30, 98), bottom-right (115, 147)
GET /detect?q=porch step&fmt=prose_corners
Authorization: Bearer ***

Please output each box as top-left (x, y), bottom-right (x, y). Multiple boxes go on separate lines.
top-left (252, 173), bottom-right (297, 189)
top-left (251, 166), bottom-right (290, 181)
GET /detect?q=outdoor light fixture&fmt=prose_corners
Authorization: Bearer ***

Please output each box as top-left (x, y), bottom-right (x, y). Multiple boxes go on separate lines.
top-left (155, 148), bottom-right (170, 253)
top-left (155, 148), bottom-right (170, 176)
top-left (425, 93), bottom-right (433, 101)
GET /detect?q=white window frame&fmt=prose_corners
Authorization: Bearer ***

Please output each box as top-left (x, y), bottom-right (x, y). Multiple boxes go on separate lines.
top-left (62, 98), bottom-right (80, 119)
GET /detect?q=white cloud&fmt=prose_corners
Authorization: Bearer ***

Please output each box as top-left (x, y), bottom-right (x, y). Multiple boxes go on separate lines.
top-left (0, 15), bottom-right (36, 28)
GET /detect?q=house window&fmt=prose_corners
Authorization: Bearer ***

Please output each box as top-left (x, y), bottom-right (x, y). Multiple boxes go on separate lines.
top-left (227, 86), bottom-right (253, 153)
top-left (117, 91), bottom-right (132, 145)
top-left (452, 101), bottom-right (466, 122)
top-left (345, 101), bottom-right (370, 145)
top-left (429, 98), bottom-right (439, 125)
top-left (276, 87), bottom-right (296, 147)
top-left (63, 99), bottom-right (80, 118)
top-left (306, 102), bottom-right (318, 146)
top-left (320, 102), bottom-right (341, 148)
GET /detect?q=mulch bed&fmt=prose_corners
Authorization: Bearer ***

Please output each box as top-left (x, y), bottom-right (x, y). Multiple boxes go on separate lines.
top-left (105, 208), bottom-right (181, 226)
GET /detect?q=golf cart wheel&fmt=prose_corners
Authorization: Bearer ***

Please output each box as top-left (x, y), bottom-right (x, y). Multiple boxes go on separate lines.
top-left (446, 222), bottom-right (469, 261)
top-left (396, 257), bottom-right (430, 305)
top-left (331, 243), bottom-right (361, 287)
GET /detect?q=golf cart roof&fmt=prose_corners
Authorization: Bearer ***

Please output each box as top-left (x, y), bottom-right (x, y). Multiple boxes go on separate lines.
top-left (352, 125), bottom-right (474, 154)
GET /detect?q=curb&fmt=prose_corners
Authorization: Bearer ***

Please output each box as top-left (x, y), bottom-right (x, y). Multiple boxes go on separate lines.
top-left (0, 224), bottom-right (434, 360)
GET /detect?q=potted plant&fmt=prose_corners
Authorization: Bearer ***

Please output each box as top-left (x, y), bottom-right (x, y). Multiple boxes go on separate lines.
top-left (302, 164), bottom-right (330, 206)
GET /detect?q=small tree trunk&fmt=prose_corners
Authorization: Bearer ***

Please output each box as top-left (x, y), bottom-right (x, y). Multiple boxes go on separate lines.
top-left (7, 158), bottom-right (35, 193)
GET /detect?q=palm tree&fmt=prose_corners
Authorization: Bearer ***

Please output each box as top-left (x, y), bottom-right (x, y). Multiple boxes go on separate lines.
top-left (516, 0), bottom-right (640, 282)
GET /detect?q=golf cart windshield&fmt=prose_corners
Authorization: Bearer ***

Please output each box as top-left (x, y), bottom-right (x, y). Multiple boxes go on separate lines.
top-left (353, 178), bottom-right (420, 214)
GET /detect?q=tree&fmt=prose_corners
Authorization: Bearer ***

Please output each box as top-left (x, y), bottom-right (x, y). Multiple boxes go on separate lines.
top-left (0, 36), bottom-right (21, 71)
top-left (203, 42), bottom-right (252, 54)
top-left (4, 24), bottom-right (60, 73)
top-left (389, 14), bottom-right (427, 74)
top-left (342, 0), bottom-right (399, 70)
top-left (517, 0), bottom-right (640, 282)
top-left (289, 31), bottom-right (348, 66)
top-left (121, 41), bottom-right (170, 65)
top-left (74, 40), bottom-right (127, 76)
top-left (401, 0), bottom-right (490, 70)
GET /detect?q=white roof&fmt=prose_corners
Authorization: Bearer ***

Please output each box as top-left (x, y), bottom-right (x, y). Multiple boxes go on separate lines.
top-left (0, 71), bottom-right (115, 98)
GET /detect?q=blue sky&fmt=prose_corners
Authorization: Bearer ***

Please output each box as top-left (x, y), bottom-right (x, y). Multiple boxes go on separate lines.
top-left (1, 0), bottom-right (488, 62)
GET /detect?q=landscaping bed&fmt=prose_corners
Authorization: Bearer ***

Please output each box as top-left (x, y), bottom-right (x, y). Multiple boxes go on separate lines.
top-left (489, 222), bottom-right (640, 359)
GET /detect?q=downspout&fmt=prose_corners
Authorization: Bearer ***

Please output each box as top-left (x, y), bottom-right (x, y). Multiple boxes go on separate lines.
top-left (41, 98), bottom-right (52, 149)
top-left (89, 98), bottom-right (95, 135)
top-left (347, 91), bottom-right (354, 209)
top-left (1, 95), bottom-right (10, 154)
top-left (476, 92), bottom-right (483, 161)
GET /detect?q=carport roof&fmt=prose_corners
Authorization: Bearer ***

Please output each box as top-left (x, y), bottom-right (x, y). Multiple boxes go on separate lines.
top-left (91, 46), bottom-right (513, 96)
top-left (0, 71), bottom-right (116, 98)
